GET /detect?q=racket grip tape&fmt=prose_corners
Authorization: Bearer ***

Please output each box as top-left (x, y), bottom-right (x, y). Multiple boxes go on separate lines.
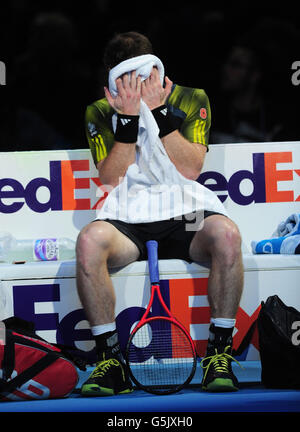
top-left (146, 240), bottom-right (160, 284)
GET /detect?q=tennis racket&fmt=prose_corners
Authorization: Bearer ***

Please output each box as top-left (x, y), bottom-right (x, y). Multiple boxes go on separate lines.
top-left (125, 240), bottom-right (197, 395)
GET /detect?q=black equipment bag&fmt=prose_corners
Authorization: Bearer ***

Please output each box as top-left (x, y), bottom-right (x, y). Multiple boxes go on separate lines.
top-left (257, 295), bottom-right (300, 389)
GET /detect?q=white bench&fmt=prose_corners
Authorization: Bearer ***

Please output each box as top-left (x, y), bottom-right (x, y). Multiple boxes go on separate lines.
top-left (1, 254), bottom-right (299, 360)
top-left (1, 142), bottom-right (299, 360)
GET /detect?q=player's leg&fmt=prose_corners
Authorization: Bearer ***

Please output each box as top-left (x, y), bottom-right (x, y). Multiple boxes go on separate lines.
top-left (189, 214), bottom-right (244, 391)
top-left (189, 214), bottom-right (243, 319)
top-left (76, 220), bottom-right (140, 326)
top-left (76, 220), bottom-right (140, 396)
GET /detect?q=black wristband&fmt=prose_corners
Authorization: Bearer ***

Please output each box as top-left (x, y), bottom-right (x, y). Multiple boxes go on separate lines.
top-left (151, 105), bottom-right (177, 138)
top-left (114, 113), bottom-right (139, 143)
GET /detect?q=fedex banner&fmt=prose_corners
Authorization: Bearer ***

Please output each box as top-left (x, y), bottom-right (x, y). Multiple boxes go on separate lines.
top-left (0, 142), bottom-right (300, 250)
top-left (0, 143), bottom-right (300, 363)
top-left (0, 273), bottom-right (259, 360)
top-left (1, 256), bottom-right (299, 361)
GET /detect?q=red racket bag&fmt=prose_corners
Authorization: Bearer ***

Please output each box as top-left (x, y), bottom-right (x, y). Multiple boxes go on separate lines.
top-left (0, 318), bottom-right (78, 401)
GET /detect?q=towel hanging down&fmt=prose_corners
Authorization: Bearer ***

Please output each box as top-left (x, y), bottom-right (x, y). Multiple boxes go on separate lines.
top-left (96, 54), bottom-right (228, 224)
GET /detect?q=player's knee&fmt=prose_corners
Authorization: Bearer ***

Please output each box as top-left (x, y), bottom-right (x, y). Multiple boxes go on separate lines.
top-left (210, 219), bottom-right (242, 264)
top-left (76, 222), bottom-right (114, 264)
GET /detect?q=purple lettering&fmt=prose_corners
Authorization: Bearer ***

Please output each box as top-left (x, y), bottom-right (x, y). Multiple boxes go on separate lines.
top-left (227, 153), bottom-right (266, 205)
top-left (198, 171), bottom-right (228, 203)
top-left (198, 153), bottom-right (266, 206)
top-left (0, 178), bottom-right (25, 213)
top-left (24, 161), bottom-right (62, 213)
top-left (0, 161), bottom-right (62, 214)
top-left (56, 308), bottom-right (92, 347)
top-left (13, 284), bottom-right (60, 330)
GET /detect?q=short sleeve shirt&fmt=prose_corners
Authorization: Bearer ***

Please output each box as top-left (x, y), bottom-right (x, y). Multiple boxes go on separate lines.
top-left (85, 84), bottom-right (211, 166)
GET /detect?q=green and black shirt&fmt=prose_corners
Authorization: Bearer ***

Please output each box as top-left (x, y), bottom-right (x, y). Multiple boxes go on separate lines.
top-left (85, 84), bottom-right (211, 166)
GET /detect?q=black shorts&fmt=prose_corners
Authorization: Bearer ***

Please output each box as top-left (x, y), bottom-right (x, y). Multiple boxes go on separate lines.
top-left (102, 211), bottom-right (224, 262)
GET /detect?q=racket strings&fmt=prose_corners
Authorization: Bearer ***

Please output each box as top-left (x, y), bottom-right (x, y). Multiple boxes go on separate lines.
top-left (127, 319), bottom-right (195, 391)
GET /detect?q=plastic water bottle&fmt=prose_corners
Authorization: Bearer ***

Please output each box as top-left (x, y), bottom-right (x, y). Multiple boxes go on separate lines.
top-left (0, 232), bottom-right (76, 263)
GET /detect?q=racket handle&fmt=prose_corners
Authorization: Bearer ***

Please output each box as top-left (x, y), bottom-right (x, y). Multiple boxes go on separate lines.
top-left (146, 240), bottom-right (159, 284)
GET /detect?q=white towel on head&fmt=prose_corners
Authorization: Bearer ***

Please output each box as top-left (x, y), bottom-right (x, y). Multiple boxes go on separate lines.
top-left (108, 54), bottom-right (164, 97)
top-left (109, 54), bottom-right (166, 178)
top-left (96, 54), bottom-right (228, 224)
top-left (109, 54), bottom-right (164, 142)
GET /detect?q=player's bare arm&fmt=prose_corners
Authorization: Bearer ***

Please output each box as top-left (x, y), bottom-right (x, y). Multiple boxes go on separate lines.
top-left (162, 132), bottom-right (206, 180)
top-left (98, 72), bottom-right (141, 188)
top-left (142, 68), bottom-right (206, 180)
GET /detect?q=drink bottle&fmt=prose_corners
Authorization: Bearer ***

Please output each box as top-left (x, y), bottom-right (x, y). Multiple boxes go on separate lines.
top-left (0, 232), bottom-right (76, 263)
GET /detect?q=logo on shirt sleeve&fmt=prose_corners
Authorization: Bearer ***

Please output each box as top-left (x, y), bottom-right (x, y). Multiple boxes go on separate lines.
top-left (200, 108), bottom-right (207, 120)
top-left (88, 122), bottom-right (98, 137)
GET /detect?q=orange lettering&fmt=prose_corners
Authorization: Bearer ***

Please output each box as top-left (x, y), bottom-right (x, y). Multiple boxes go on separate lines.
top-left (61, 160), bottom-right (90, 210)
top-left (169, 278), bottom-right (210, 357)
top-left (295, 170), bottom-right (300, 201)
top-left (264, 152), bottom-right (294, 202)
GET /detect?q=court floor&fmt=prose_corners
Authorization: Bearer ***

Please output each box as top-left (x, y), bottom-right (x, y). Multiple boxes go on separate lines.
top-left (0, 361), bottom-right (299, 413)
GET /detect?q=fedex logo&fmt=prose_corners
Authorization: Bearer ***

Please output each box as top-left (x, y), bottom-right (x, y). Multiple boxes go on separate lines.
top-left (12, 278), bottom-right (259, 360)
top-left (0, 160), bottom-right (107, 214)
top-left (1, 151), bottom-right (299, 214)
top-left (199, 151), bottom-right (300, 205)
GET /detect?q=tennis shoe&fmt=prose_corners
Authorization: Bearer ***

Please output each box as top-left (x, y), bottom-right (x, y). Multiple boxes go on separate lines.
top-left (200, 345), bottom-right (240, 392)
top-left (81, 354), bottom-right (133, 396)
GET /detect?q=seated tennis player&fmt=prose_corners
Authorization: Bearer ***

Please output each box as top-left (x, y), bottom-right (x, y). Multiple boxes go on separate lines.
top-left (76, 31), bottom-right (244, 395)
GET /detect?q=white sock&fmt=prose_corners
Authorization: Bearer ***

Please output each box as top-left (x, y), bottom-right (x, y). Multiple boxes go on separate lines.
top-left (91, 322), bottom-right (116, 336)
top-left (211, 317), bottom-right (236, 329)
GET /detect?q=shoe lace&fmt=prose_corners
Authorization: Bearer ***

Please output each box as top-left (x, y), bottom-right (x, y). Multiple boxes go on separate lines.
top-left (92, 358), bottom-right (122, 379)
top-left (200, 346), bottom-right (243, 379)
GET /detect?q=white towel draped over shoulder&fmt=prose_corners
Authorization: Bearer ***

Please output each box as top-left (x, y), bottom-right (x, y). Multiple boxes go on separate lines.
top-left (96, 54), bottom-right (228, 224)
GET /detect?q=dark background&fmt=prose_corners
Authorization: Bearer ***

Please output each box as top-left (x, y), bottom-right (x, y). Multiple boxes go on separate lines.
top-left (1, 1), bottom-right (299, 152)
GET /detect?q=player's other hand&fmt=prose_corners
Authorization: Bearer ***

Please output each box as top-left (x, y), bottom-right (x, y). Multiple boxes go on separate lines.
top-left (141, 67), bottom-right (173, 110)
top-left (104, 71), bottom-right (141, 115)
